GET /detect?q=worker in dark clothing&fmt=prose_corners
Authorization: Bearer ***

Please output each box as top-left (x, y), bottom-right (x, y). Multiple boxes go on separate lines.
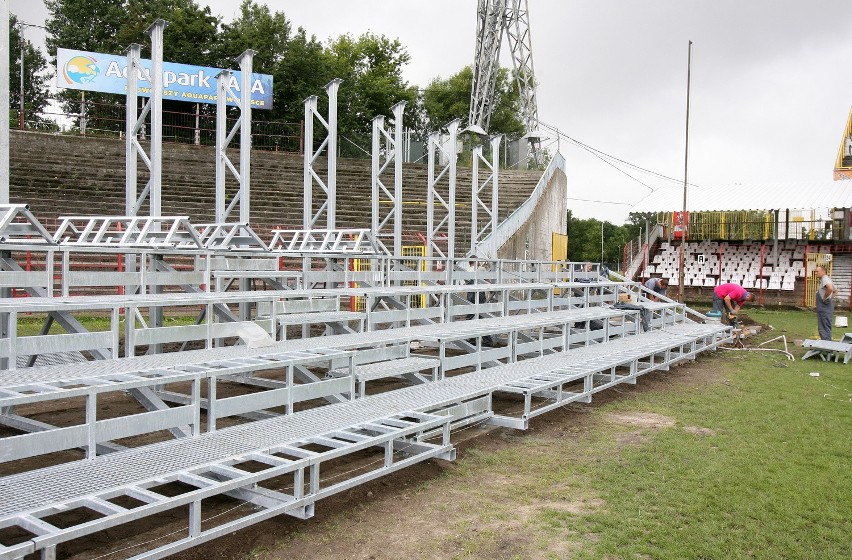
top-left (644, 277), bottom-right (668, 301)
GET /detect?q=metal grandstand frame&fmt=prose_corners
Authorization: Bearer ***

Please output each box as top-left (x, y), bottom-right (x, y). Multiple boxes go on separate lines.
top-left (0, 16), bottom-right (739, 557)
top-left (215, 50), bottom-right (254, 224)
top-left (426, 119), bottom-right (460, 259)
top-left (371, 102), bottom-right (406, 258)
top-left (304, 79), bottom-right (342, 230)
top-left (470, 136), bottom-right (502, 256)
top-left (0, 319), bottom-right (729, 560)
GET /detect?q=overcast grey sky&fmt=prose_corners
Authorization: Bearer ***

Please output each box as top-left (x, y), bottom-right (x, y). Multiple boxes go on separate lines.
top-left (10, 0), bottom-right (852, 223)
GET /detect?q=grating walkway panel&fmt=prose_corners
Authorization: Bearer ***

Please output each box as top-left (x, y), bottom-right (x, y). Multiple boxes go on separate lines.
top-left (0, 323), bottom-right (727, 518)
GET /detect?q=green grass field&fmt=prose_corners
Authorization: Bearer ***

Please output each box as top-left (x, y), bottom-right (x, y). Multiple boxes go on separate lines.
top-left (563, 309), bottom-right (851, 559)
top-left (455, 308), bottom-right (852, 560)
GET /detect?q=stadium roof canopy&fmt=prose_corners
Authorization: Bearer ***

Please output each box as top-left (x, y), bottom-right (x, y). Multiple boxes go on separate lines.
top-left (630, 179), bottom-right (852, 213)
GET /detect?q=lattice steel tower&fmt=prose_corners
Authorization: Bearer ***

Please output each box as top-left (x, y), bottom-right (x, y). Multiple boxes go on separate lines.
top-left (469, 0), bottom-right (539, 137)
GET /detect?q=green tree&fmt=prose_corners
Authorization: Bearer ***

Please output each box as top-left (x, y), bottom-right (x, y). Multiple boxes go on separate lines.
top-left (422, 66), bottom-right (524, 136)
top-left (325, 32), bottom-right (419, 137)
top-left (45, 0), bottom-right (126, 58)
top-left (119, 0), bottom-right (220, 67)
top-left (9, 14), bottom-right (52, 127)
top-left (274, 27), bottom-right (331, 123)
top-left (218, 0), bottom-right (289, 73)
top-left (567, 215), bottom-right (629, 267)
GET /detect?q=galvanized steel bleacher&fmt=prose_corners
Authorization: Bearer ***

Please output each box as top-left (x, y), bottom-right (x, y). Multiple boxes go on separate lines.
top-left (0, 210), bottom-right (732, 559)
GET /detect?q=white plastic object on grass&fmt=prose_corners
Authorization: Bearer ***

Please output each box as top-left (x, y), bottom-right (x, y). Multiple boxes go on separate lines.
top-left (809, 372), bottom-right (820, 377)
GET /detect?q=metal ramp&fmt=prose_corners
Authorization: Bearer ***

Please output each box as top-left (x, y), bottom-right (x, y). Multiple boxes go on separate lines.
top-left (0, 323), bottom-right (729, 560)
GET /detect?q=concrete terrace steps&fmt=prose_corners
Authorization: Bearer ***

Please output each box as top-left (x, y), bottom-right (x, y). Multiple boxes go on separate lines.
top-left (10, 131), bottom-right (541, 248)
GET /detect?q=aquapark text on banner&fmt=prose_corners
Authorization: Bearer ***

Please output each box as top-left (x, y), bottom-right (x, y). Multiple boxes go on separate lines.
top-left (57, 48), bottom-right (274, 110)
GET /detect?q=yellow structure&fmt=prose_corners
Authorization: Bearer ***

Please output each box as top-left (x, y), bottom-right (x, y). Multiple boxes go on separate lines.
top-left (551, 232), bottom-right (567, 261)
top-left (835, 106), bottom-right (852, 181)
top-left (658, 210), bottom-right (773, 241)
top-left (352, 245), bottom-right (427, 311)
top-left (805, 253), bottom-right (832, 307)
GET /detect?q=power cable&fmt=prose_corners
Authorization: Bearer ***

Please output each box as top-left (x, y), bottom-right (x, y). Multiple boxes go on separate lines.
top-left (539, 120), bottom-right (702, 190)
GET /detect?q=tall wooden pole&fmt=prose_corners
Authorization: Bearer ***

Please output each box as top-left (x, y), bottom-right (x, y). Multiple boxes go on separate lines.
top-left (678, 40), bottom-right (693, 303)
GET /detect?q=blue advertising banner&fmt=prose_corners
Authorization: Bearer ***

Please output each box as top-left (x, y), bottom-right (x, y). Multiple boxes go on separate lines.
top-left (56, 48), bottom-right (274, 110)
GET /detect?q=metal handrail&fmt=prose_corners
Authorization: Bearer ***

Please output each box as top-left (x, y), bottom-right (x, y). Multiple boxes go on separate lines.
top-left (473, 152), bottom-right (566, 258)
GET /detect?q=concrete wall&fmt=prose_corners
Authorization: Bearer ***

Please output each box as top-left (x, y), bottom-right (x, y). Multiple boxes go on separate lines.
top-left (497, 165), bottom-right (567, 261)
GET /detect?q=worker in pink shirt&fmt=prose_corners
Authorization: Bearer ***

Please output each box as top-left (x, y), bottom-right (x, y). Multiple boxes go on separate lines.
top-left (712, 283), bottom-right (754, 324)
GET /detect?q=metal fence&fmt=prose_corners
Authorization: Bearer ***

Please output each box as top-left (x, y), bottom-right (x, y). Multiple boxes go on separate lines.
top-left (655, 210), bottom-right (838, 242)
top-left (12, 100), bottom-right (305, 153)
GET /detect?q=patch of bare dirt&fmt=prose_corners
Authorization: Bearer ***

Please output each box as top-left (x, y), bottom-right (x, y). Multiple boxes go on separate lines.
top-left (607, 411), bottom-right (676, 429)
top-left (517, 498), bottom-right (605, 519)
top-left (616, 430), bottom-right (653, 446)
top-left (683, 426), bottom-right (716, 437)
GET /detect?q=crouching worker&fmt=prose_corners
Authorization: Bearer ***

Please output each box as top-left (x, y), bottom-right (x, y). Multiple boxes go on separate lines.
top-left (712, 283), bottom-right (754, 325)
top-left (644, 277), bottom-right (668, 302)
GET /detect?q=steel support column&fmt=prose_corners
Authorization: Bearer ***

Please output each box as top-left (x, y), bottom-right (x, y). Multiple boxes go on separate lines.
top-left (303, 79), bottom-right (342, 230)
top-left (426, 119), bottom-right (460, 259)
top-left (471, 135), bottom-right (502, 256)
top-left (371, 101), bottom-right (406, 259)
top-left (125, 43), bottom-right (142, 216)
top-left (146, 20), bottom-right (166, 217)
top-left (125, 19), bottom-right (167, 217)
top-left (214, 49), bottom-right (254, 224)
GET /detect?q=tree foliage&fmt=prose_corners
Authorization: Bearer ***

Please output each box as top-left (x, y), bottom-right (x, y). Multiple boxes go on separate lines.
top-left (45, 0), bottom-right (126, 58)
top-left (567, 211), bottom-right (630, 267)
top-left (273, 27), bottom-right (330, 123)
top-left (9, 14), bottom-right (52, 123)
top-left (423, 66), bottom-right (524, 136)
top-left (218, 0), bottom-right (289, 72)
top-left (118, 0), bottom-right (220, 67)
top-left (325, 32), bottom-right (419, 135)
top-left (39, 0), bottom-right (526, 140)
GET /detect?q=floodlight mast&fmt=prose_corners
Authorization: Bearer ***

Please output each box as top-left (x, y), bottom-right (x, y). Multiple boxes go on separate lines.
top-left (469, 0), bottom-right (540, 158)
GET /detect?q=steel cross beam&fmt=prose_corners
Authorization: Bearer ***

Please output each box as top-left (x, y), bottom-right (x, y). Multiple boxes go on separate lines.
top-left (215, 50), bottom-right (254, 224)
top-left (52, 216), bottom-right (204, 249)
top-left (304, 79), bottom-right (342, 230)
top-left (268, 229), bottom-right (384, 254)
top-left (371, 101), bottom-right (406, 259)
top-left (426, 119), bottom-right (461, 259)
top-left (195, 223), bottom-right (268, 251)
top-left (470, 136), bottom-right (502, 257)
